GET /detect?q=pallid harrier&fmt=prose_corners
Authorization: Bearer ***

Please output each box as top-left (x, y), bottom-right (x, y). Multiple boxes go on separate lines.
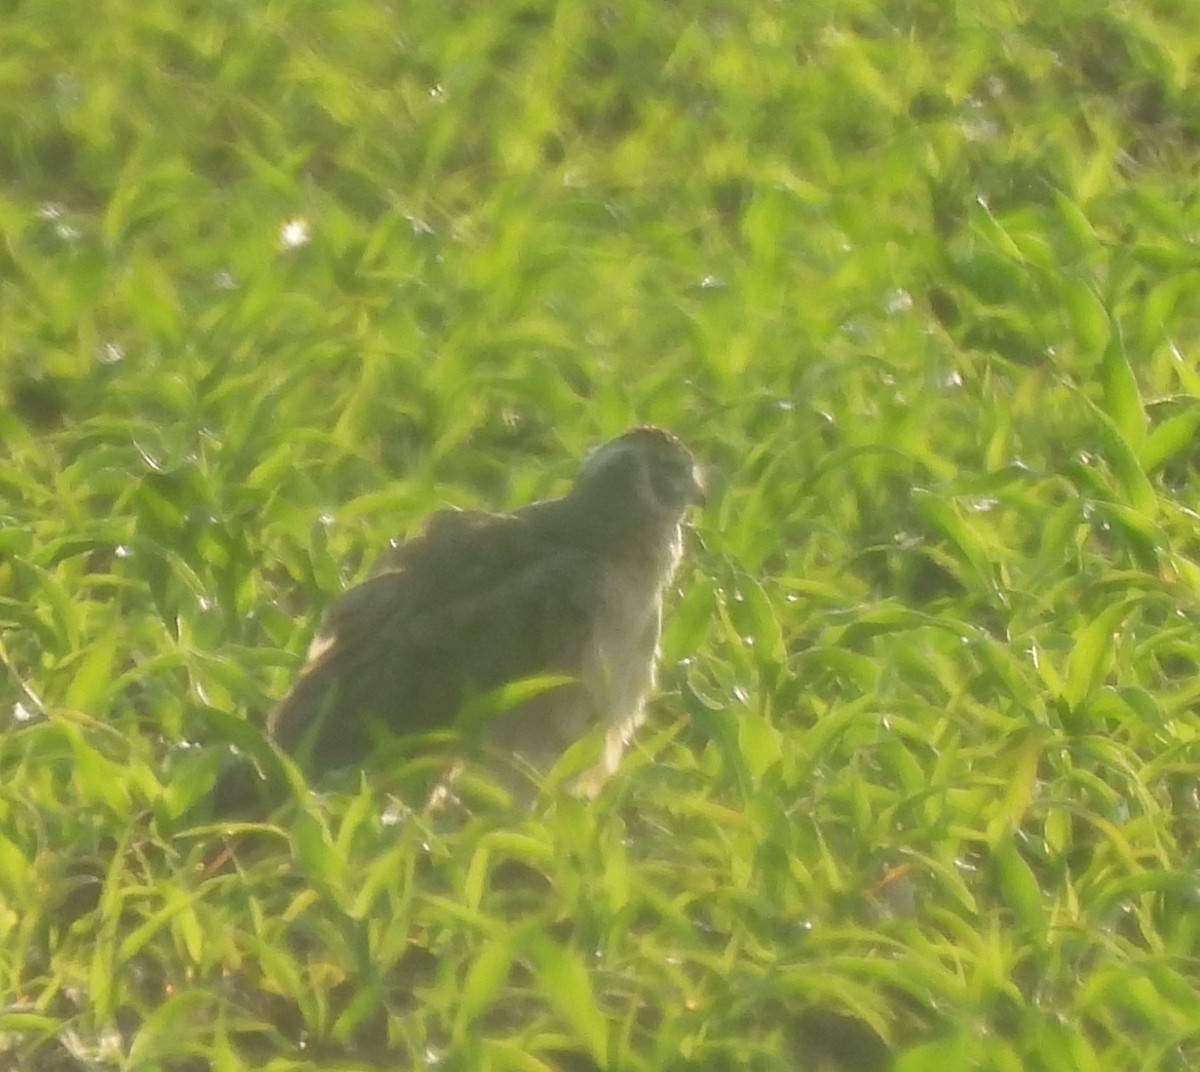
top-left (265, 426), bottom-right (703, 799)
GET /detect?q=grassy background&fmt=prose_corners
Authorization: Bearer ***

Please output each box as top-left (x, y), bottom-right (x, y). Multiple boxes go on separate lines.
top-left (4, 0), bottom-right (1200, 1068)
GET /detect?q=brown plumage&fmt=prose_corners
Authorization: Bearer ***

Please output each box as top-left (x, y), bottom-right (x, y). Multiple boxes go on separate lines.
top-left (266, 426), bottom-right (703, 797)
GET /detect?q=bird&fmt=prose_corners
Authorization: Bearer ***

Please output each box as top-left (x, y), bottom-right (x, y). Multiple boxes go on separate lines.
top-left (262, 425), bottom-right (704, 801)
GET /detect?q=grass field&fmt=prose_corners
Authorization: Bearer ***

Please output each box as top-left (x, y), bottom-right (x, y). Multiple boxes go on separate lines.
top-left (4, 0), bottom-right (1200, 1068)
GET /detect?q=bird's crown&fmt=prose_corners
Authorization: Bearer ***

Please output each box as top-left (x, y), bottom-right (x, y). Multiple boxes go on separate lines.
top-left (573, 426), bottom-right (704, 520)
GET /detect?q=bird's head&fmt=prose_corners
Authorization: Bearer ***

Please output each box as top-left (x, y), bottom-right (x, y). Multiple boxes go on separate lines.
top-left (571, 426), bottom-right (705, 525)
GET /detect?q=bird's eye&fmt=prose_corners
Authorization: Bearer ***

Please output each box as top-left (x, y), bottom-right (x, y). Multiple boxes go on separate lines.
top-left (647, 452), bottom-right (699, 508)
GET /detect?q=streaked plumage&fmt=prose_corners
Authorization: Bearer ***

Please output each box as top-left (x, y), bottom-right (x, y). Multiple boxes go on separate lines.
top-left (268, 426), bottom-right (703, 796)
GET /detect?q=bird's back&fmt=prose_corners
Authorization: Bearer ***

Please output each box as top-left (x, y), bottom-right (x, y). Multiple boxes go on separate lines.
top-left (267, 502), bottom-right (605, 775)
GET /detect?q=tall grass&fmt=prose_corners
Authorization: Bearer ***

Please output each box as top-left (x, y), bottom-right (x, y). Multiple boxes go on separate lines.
top-left (4, 0), bottom-right (1200, 1068)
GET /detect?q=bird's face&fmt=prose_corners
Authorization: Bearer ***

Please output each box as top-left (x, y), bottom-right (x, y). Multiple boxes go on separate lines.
top-left (574, 427), bottom-right (705, 523)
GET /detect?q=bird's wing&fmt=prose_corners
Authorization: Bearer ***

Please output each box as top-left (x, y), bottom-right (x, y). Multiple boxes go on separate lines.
top-left (364, 507), bottom-right (498, 578)
top-left (267, 504), bottom-right (604, 774)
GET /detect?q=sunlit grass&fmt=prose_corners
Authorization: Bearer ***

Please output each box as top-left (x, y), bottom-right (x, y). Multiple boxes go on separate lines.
top-left (4, 0), bottom-right (1200, 1068)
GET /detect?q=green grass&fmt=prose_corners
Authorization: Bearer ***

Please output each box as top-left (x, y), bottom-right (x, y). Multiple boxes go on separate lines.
top-left (4, 0), bottom-right (1200, 1068)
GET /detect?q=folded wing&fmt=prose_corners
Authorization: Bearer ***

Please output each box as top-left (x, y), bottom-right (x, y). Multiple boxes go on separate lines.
top-left (267, 506), bottom-right (602, 775)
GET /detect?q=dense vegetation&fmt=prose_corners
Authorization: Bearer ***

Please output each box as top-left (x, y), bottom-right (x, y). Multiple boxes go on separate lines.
top-left (4, 0), bottom-right (1200, 1068)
